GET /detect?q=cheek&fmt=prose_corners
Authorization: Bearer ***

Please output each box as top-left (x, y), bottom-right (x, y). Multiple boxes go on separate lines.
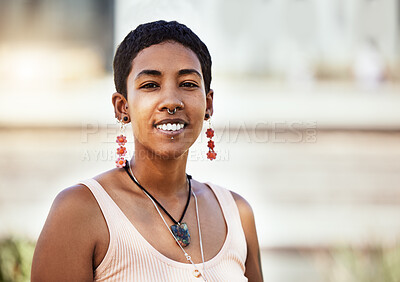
top-left (187, 93), bottom-right (205, 111)
top-left (198, 96), bottom-right (207, 115)
top-left (189, 96), bottom-right (207, 128)
top-left (129, 98), bottom-right (154, 129)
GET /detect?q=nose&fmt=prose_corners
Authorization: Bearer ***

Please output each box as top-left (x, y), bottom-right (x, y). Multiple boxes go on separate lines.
top-left (157, 85), bottom-right (184, 113)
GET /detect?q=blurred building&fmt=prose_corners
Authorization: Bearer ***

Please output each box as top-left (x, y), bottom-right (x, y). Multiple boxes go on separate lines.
top-left (0, 0), bottom-right (114, 83)
top-left (1, 0), bottom-right (399, 83)
top-left (116, 0), bottom-right (400, 80)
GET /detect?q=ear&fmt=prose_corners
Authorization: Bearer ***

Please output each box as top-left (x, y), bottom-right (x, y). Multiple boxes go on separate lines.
top-left (112, 92), bottom-right (130, 122)
top-left (205, 89), bottom-right (214, 120)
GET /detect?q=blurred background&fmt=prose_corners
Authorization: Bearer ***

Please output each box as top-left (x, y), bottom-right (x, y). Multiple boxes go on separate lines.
top-left (1, 0), bottom-right (400, 281)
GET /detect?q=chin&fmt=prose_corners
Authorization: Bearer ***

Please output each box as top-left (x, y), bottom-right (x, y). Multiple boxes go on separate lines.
top-left (151, 149), bottom-right (188, 160)
top-left (135, 138), bottom-right (193, 160)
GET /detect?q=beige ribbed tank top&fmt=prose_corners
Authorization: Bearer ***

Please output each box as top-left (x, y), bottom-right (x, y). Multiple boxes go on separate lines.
top-left (80, 178), bottom-right (247, 282)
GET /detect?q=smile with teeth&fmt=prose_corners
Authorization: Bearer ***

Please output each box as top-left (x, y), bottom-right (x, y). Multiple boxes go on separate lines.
top-left (155, 123), bottom-right (185, 131)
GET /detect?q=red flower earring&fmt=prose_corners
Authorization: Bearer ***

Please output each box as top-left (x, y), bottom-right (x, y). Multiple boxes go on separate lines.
top-left (205, 113), bottom-right (217, 161)
top-left (116, 116), bottom-right (128, 168)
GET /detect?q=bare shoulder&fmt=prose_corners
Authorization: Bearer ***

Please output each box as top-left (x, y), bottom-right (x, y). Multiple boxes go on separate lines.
top-left (35, 183), bottom-right (100, 240)
top-left (230, 190), bottom-right (264, 282)
top-left (54, 183), bottom-right (98, 211)
top-left (47, 183), bottom-right (104, 227)
top-left (31, 184), bottom-right (104, 281)
top-left (230, 190), bottom-right (255, 220)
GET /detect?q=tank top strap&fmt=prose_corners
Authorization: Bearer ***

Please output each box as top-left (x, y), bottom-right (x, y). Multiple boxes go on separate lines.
top-left (205, 182), bottom-right (247, 263)
top-left (79, 179), bottom-right (125, 273)
top-left (205, 182), bottom-right (240, 223)
top-left (79, 178), bottom-right (123, 234)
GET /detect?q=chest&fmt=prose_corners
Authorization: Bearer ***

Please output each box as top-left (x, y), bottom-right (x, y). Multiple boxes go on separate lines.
top-left (95, 184), bottom-right (228, 265)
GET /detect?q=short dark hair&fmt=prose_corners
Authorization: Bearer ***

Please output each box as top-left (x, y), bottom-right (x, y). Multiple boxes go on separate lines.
top-left (113, 20), bottom-right (212, 98)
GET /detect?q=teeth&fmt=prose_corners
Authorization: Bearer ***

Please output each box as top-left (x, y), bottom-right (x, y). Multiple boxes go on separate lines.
top-left (156, 123), bottom-right (185, 131)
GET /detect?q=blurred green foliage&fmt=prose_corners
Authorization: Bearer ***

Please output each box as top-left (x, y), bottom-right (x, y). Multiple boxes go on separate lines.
top-left (328, 243), bottom-right (400, 282)
top-left (0, 237), bottom-right (35, 282)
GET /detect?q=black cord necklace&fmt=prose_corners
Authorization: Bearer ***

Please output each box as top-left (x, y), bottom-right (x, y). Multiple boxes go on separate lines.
top-left (124, 162), bottom-right (193, 247)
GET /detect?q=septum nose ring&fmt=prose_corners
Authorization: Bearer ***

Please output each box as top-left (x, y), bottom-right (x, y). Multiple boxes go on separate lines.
top-left (167, 108), bottom-right (177, 115)
top-left (167, 102), bottom-right (183, 115)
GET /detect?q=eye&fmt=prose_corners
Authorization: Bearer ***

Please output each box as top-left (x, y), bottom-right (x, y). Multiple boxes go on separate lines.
top-left (140, 82), bottom-right (159, 89)
top-left (180, 82), bottom-right (198, 88)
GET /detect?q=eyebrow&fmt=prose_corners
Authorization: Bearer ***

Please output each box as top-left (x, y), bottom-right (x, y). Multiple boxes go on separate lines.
top-left (178, 69), bottom-right (202, 79)
top-left (134, 69), bottom-right (202, 80)
top-left (135, 69), bottom-right (162, 80)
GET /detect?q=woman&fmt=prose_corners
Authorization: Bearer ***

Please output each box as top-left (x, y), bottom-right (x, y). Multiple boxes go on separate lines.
top-left (32, 20), bottom-right (263, 282)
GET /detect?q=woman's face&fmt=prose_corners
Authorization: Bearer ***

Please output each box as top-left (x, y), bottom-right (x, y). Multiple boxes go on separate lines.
top-left (125, 41), bottom-right (213, 160)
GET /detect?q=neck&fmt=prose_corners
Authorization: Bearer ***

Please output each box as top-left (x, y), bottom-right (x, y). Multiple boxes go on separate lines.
top-left (128, 149), bottom-right (189, 197)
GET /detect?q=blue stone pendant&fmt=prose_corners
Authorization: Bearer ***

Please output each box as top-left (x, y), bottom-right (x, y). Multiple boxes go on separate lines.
top-left (170, 222), bottom-right (190, 247)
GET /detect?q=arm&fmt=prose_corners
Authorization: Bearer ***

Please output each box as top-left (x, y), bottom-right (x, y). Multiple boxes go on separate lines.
top-left (231, 191), bottom-right (263, 282)
top-left (31, 185), bottom-right (101, 282)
